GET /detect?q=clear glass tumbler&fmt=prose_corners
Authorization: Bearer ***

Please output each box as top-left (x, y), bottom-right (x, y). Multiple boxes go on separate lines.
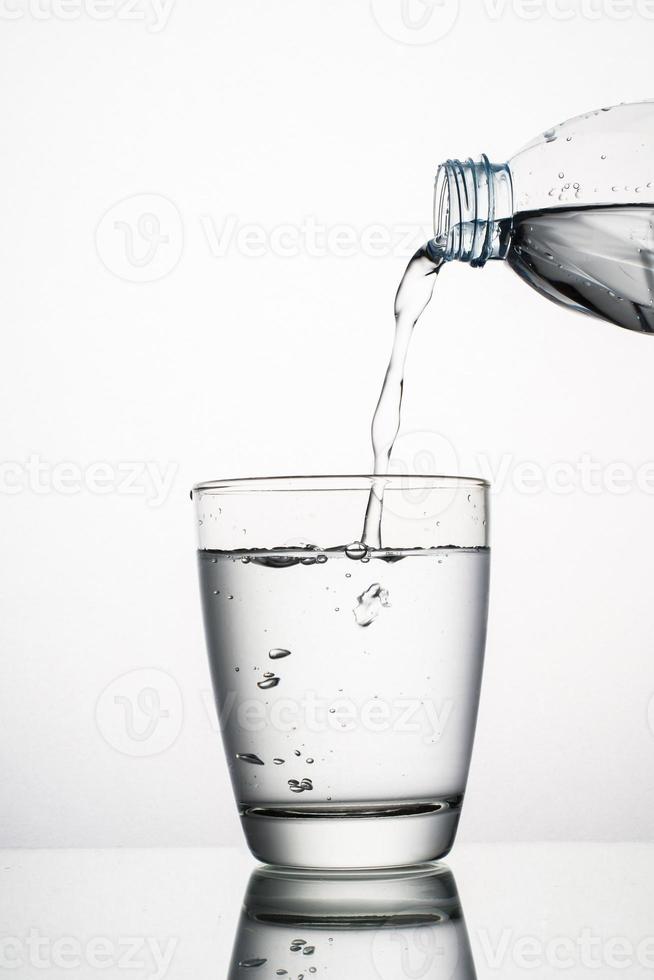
top-left (193, 475), bottom-right (490, 869)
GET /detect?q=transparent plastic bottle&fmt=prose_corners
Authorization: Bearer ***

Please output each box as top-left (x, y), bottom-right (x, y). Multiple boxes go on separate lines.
top-left (432, 100), bottom-right (654, 332)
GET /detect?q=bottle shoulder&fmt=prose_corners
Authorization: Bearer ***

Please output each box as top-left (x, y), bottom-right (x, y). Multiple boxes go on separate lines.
top-left (508, 100), bottom-right (654, 215)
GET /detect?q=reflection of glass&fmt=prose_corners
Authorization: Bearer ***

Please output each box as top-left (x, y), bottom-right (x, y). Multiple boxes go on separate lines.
top-left (228, 863), bottom-right (477, 980)
top-left (194, 476), bottom-right (490, 869)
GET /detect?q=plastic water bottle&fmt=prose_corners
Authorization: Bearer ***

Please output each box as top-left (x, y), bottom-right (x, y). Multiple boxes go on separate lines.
top-left (432, 100), bottom-right (654, 332)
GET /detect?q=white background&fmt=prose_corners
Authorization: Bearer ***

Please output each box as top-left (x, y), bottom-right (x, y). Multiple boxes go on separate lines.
top-left (2, 0), bottom-right (654, 848)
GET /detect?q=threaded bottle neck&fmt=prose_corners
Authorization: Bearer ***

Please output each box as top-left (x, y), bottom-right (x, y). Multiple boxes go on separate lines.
top-left (433, 155), bottom-right (514, 266)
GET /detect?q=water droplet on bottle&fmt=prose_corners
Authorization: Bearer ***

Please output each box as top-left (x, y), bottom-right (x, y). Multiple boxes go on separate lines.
top-left (558, 171), bottom-right (565, 179)
top-left (345, 572), bottom-right (351, 578)
top-left (300, 778), bottom-right (313, 791)
top-left (566, 136), bottom-right (572, 142)
top-left (236, 754), bottom-right (265, 766)
top-left (294, 749), bottom-right (301, 756)
top-left (273, 758), bottom-right (285, 765)
top-left (306, 758), bottom-right (314, 764)
top-left (241, 556), bottom-right (250, 564)
top-left (302, 947), bottom-right (315, 956)
top-left (239, 959), bottom-right (267, 969)
top-left (212, 590), bottom-right (220, 596)
top-left (258, 676), bottom-right (280, 690)
top-left (316, 554), bottom-right (327, 564)
top-left (234, 667), bottom-right (240, 672)
top-left (227, 594), bottom-right (234, 600)
top-left (276, 971), bottom-right (287, 976)
top-left (601, 154), bottom-right (607, 160)
top-left (288, 779), bottom-right (304, 793)
top-left (292, 940), bottom-right (306, 947)
top-left (543, 128), bottom-right (557, 143)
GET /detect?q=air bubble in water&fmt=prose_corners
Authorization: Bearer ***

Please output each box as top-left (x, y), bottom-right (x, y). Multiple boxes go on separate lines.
top-left (345, 541), bottom-right (367, 561)
top-left (258, 676), bottom-right (280, 690)
top-left (236, 753), bottom-right (264, 766)
top-left (269, 648), bottom-right (291, 660)
top-left (354, 583), bottom-right (391, 627)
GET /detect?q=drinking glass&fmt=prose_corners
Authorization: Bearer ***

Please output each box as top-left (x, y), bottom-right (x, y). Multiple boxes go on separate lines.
top-left (193, 475), bottom-right (490, 868)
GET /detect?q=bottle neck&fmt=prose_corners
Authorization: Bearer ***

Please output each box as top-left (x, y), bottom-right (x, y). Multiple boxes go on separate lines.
top-left (432, 155), bottom-right (514, 266)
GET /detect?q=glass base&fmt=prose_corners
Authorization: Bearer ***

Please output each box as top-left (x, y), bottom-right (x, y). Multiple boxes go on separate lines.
top-left (240, 798), bottom-right (462, 870)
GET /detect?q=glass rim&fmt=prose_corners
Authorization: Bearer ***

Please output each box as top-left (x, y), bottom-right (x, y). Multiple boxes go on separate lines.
top-left (192, 474), bottom-right (490, 494)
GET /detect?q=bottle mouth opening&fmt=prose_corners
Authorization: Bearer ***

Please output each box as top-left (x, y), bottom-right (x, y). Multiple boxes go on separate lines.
top-left (432, 156), bottom-right (513, 266)
top-left (434, 165), bottom-right (451, 249)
